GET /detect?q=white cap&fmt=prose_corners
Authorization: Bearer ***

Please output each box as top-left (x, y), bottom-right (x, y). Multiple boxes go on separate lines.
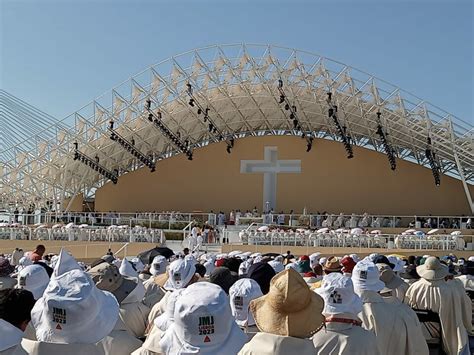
top-left (316, 273), bottom-right (362, 315)
top-left (164, 258), bottom-right (196, 290)
top-left (119, 259), bottom-right (138, 278)
top-left (319, 257), bottom-right (327, 266)
top-left (203, 260), bottom-right (215, 277)
top-left (229, 278), bottom-right (263, 327)
top-left (31, 269), bottom-right (119, 344)
top-left (309, 253), bottom-right (321, 269)
top-left (285, 262), bottom-right (297, 270)
top-left (150, 255), bottom-right (168, 276)
top-left (351, 259), bottom-right (385, 295)
top-left (159, 282), bottom-right (247, 354)
top-left (17, 265), bottom-right (50, 300)
top-left (268, 260), bottom-right (285, 273)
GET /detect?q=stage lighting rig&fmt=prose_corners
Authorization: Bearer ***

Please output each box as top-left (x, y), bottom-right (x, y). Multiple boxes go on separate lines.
top-left (145, 109), bottom-right (193, 160)
top-left (326, 92), bottom-right (353, 159)
top-left (186, 83), bottom-right (235, 154)
top-left (277, 79), bottom-right (313, 151)
top-left (425, 137), bottom-right (441, 186)
top-left (72, 142), bottom-right (119, 184)
top-left (108, 120), bottom-right (156, 171)
top-left (375, 112), bottom-right (396, 170)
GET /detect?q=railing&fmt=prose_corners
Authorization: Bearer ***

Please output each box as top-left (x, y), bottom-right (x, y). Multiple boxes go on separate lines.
top-left (235, 230), bottom-right (471, 252)
top-left (1, 211), bottom-right (471, 230)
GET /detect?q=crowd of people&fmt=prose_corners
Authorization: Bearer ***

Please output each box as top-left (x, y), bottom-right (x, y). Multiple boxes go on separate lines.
top-left (0, 243), bottom-right (473, 354)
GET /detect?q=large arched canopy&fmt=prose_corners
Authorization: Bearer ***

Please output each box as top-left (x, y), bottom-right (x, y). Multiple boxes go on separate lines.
top-left (0, 44), bottom-right (472, 211)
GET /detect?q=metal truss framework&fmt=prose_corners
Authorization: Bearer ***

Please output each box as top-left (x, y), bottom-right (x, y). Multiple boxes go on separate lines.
top-left (0, 44), bottom-right (472, 212)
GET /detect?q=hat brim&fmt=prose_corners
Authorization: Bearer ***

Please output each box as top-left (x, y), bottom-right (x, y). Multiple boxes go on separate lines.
top-left (353, 279), bottom-right (385, 293)
top-left (250, 291), bottom-right (325, 338)
top-left (159, 319), bottom-right (247, 354)
top-left (385, 275), bottom-right (404, 290)
top-left (416, 264), bottom-right (449, 280)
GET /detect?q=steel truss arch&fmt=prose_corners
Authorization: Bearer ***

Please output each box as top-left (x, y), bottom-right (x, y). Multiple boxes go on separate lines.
top-left (0, 44), bottom-right (472, 211)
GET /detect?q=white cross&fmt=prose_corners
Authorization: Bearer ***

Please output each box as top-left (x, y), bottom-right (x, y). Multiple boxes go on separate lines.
top-left (240, 146), bottom-right (301, 212)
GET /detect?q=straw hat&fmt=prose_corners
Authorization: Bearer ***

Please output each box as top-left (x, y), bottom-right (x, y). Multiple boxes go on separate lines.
top-left (323, 256), bottom-right (342, 273)
top-left (250, 268), bottom-right (325, 338)
top-left (416, 257), bottom-right (449, 281)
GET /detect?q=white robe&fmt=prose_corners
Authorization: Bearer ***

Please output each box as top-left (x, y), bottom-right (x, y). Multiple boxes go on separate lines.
top-left (10, 339), bottom-right (104, 355)
top-left (405, 278), bottom-right (471, 355)
top-left (357, 290), bottom-right (428, 355)
top-left (238, 332), bottom-right (316, 355)
top-left (98, 318), bottom-right (142, 355)
top-left (456, 274), bottom-right (474, 291)
top-left (119, 283), bottom-right (151, 338)
top-left (311, 314), bottom-right (379, 355)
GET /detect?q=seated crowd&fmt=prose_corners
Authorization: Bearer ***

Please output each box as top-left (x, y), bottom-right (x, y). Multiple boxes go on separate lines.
top-left (0, 244), bottom-right (473, 354)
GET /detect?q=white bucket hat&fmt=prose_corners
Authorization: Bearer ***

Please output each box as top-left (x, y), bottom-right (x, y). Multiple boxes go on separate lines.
top-left (376, 264), bottom-right (403, 291)
top-left (316, 273), bottom-right (363, 315)
top-left (309, 253), bottom-right (321, 269)
top-left (285, 262), bottom-right (297, 270)
top-left (17, 256), bottom-right (33, 271)
top-left (159, 282), bottom-right (247, 355)
top-left (351, 259), bottom-right (385, 294)
top-left (387, 255), bottom-right (404, 273)
top-left (204, 260), bottom-right (216, 276)
top-left (238, 259), bottom-right (253, 276)
top-left (267, 260), bottom-right (285, 274)
top-left (150, 255), bottom-right (168, 276)
top-left (119, 259), bottom-right (138, 278)
top-left (229, 278), bottom-right (263, 327)
top-left (164, 258), bottom-right (196, 290)
top-left (154, 288), bottom-right (185, 331)
top-left (349, 254), bottom-right (360, 263)
top-left (17, 265), bottom-right (50, 300)
top-left (131, 257), bottom-right (144, 272)
top-left (31, 268), bottom-right (119, 344)
top-left (319, 257), bottom-right (327, 266)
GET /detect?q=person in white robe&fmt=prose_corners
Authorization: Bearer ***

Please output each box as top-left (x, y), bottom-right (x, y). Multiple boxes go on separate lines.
top-left (405, 256), bottom-right (472, 355)
top-left (352, 259), bottom-right (428, 355)
top-left (313, 273), bottom-right (379, 355)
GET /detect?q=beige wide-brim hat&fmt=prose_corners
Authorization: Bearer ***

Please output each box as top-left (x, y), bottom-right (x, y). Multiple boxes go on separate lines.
top-left (416, 256), bottom-right (449, 281)
top-left (250, 268), bottom-right (325, 338)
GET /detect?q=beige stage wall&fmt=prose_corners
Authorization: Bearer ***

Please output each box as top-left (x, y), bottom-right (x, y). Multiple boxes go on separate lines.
top-left (94, 136), bottom-right (474, 215)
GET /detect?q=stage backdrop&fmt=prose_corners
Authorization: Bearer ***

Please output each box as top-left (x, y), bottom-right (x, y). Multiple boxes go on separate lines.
top-left (93, 136), bottom-right (474, 215)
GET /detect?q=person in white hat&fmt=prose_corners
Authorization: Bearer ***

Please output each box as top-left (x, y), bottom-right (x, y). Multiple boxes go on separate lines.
top-left (142, 255), bottom-right (169, 308)
top-left (120, 259), bottom-right (139, 278)
top-left (15, 263), bottom-right (119, 355)
top-left (405, 256), bottom-right (472, 355)
top-left (159, 282), bottom-right (247, 354)
top-left (239, 269), bottom-right (325, 355)
top-left (134, 258), bottom-right (199, 355)
top-left (229, 278), bottom-right (263, 338)
top-left (312, 273), bottom-right (378, 355)
top-left (352, 259), bottom-right (428, 355)
top-left (0, 289), bottom-right (36, 354)
top-left (238, 258), bottom-right (253, 276)
top-left (267, 256), bottom-right (285, 274)
top-left (203, 255), bottom-right (216, 277)
top-left (16, 265), bottom-right (49, 300)
top-left (309, 252), bottom-right (321, 270)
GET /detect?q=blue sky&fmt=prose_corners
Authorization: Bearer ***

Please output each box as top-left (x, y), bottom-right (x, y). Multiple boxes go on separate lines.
top-left (1, 0), bottom-right (472, 123)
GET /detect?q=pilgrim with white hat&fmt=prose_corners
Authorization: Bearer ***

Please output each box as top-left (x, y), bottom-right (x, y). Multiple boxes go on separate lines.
top-left (456, 260), bottom-right (474, 291)
top-left (267, 256), bottom-right (285, 274)
top-left (136, 258), bottom-right (199, 355)
top-left (405, 256), bottom-right (472, 355)
top-left (15, 265), bottom-right (49, 300)
top-left (352, 259), bottom-right (428, 355)
top-left (89, 260), bottom-right (150, 339)
top-left (312, 273), bottom-right (379, 355)
top-left (374, 257), bottom-right (409, 302)
top-left (159, 282), bottom-right (247, 354)
top-left (0, 289), bottom-right (36, 354)
top-left (142, 255), bottom-right (169, 308)
top-left (239, 269), bottom-right (325, 355)
top-left (13, 251), bottom-right (119, 355)
top-left (229, 278), bottom-right (263, 338)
